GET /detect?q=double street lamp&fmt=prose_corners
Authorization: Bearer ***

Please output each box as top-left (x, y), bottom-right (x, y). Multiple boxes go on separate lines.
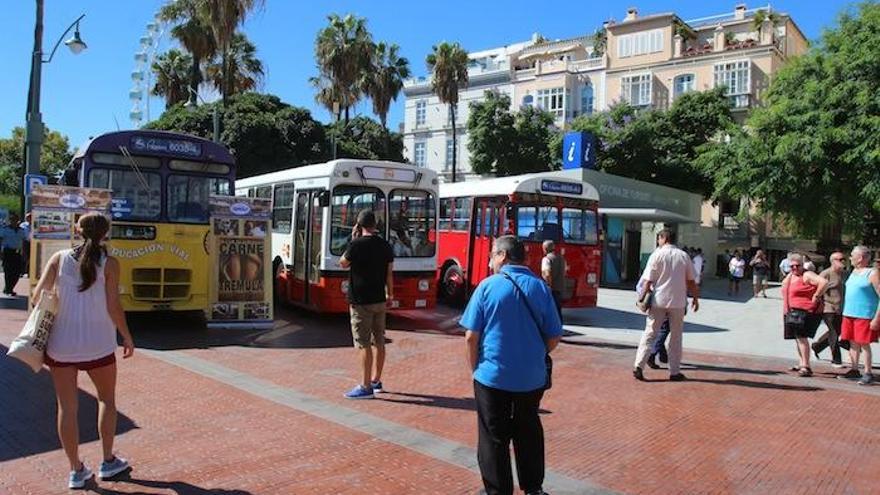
top-left (184, 88), bottom-right (221, 143)
top-left (24, 0), bottom-right (87, 213)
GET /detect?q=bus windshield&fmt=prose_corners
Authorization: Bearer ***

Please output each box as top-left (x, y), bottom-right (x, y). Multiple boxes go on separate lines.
top-left (389, 189), bottom-right (436, 258)
top-left (516, 206), bottom-right (560, 241)
top-left (562, 207), bottom-right (599, 245)
top-left (88, 168), bottom-right (162, 220)
top-left (168, 175), bottom-right (231, 223)
top-left (330, 185), bottom-right (386, 256)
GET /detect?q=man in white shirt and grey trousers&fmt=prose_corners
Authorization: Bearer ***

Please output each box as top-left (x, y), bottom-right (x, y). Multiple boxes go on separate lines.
top-left (634, 229), bottom-right (700, 381)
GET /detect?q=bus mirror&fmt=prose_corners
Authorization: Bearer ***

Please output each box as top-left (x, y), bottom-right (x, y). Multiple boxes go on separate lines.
top-left (318, 191), bottom-right (330, 207)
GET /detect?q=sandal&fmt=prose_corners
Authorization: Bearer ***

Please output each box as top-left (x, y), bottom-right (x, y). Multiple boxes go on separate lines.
top-left (797, 367), bottom-right (813, 377)
top-left (789, 366), bottom-right (800, 371)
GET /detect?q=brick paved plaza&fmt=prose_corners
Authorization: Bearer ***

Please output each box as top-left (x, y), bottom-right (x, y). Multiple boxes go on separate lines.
top-left (2, 278), bottom-right (880, 494)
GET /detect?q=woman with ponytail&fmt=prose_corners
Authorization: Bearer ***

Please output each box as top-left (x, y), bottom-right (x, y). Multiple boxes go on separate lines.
top-left (32, 212), bottom-right (134, 489)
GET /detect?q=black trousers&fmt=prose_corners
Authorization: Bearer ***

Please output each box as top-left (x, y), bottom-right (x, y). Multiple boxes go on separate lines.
top-left (551, 290), bottom-right (563, 322)
top-left (2, 248), bottom-right (23, 294)
top-left (474, 380), bottom-right (544, 495)
top-left (814, 313), bottom-right (849, 363)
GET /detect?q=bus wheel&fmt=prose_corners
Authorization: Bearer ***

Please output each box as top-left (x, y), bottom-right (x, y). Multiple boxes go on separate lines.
top-left (441, 264), bottom-right (465, 306)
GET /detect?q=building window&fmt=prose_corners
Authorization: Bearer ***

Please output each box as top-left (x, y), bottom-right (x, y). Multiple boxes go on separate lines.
top-left (447, 103), bottom-right (459, 126)
top-left (521, 94), bottom-right (534, 108)
top-left (415, 100), bottom-right (426, 126)
top-left (414, 141), bottom-right (426, 167)
top-left (580, 83), bottom-right (594, 115)
top-left (673, 74), bottom-right (695, 98)
top-left (536, 87), bottom-right (567, 118)
top-left (617, 29), bottom-right (664, 58)
top-left (445, 139), bottom-right (454, 169)
top-left (621, 74), bottom-right (652, 107)
top-left (714, 60), bottom-right (750, 95)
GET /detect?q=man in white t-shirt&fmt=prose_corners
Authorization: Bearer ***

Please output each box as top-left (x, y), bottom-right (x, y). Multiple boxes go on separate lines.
top-left (692, 248), bottom-right (704, 285)
top-left (634, 229), bottom-right (700, 381)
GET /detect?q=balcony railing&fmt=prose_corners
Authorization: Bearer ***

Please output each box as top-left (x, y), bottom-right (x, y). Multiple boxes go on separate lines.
top-left (728, 94), bottom-right (752, 109)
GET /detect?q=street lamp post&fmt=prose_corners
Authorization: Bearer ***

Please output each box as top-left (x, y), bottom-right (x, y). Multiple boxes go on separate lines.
top-left (23, 0), bottom-right (87, 213)
top-left (184, 88), bottom-right (220, 143)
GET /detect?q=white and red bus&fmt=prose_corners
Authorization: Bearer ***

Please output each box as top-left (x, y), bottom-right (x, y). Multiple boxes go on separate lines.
top-left (437, 173), bottom-right (601, 307)
top-left (236, 160), bottom-right (439, 313)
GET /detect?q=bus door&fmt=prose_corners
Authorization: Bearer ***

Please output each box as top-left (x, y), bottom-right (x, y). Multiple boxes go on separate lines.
top-left (290, 189), bottom-right (325, 306)
top-left (468, 198), bottom-right (503, 288)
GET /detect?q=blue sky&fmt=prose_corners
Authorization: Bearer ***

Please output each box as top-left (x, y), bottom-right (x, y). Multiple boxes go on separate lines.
top-left (1, 0), bottom-right (852, 149)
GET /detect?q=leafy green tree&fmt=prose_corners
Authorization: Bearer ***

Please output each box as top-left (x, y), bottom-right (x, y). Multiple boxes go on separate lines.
top-left (426, 42), bottom-right (469, 182)
top-left (314, 14), bottom-right (374, 123)
top-left (146, 92), bottom-right (326, 177)
top-left (204, 32), bottom-right (264, 96)
top-left (151, 49), bottom-right (193, 107)
top-left (467, 91), bottom-right (557, 176)
top-left (0, 126), bottom-right (73, 196)
top-left (698, 2), bottom-right (880, 239)
top-left (364, 42), bottom-right (410, 130)
top-left (159, 0), bottom-right (216, 104)
top-left (328, 116), bottom-right (404, 162)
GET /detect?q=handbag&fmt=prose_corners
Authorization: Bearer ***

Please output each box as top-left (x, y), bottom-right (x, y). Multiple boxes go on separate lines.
top-left (7, 290), bottom-right (58, 372)
top-left (785, 308), bottom-right (808, 327)
top-left (501, 272), bottom-right (553, 390)
top-left (636, 288), bottom-right (653, 313)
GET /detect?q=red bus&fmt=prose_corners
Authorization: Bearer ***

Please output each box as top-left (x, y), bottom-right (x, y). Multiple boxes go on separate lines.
top-left (437, 173), bottom-right (601, 307)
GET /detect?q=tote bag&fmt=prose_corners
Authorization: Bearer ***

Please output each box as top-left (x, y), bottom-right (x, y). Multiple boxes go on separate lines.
top-left (6, 291), bottom-right (58, 372)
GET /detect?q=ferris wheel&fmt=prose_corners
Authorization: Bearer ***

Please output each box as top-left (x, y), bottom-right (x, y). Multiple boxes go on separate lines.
top-left (129, 13), bottom-right (165, 128)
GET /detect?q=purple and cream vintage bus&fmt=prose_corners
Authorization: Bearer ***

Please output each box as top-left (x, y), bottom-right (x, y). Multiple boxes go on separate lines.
top-left (64, 130), bottom-right (235, 313)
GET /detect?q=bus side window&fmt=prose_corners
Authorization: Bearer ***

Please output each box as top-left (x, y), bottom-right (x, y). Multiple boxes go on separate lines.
top-left (453, 198), bottom-right (470, 231)
top-left (273, 184), bottom-right (295, 233)
top-left (439, 198), bottom-right (452, 230)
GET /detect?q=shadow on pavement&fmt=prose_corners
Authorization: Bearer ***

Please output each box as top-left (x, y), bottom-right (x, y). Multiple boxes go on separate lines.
top-left (86, 473), bottom-right (253, 494)
top-left (128, 306), bottom-right (355, 351)
top-left (563, 307), bottom-right (727, 333)
top-left (684, 378), bottom-right (822, 392)
top-left (0, 294), bottom-right (27, 310)
top-left (0, 345), bottom-right (139, 463)
top-left (380, 391), bottom-right (552, 414)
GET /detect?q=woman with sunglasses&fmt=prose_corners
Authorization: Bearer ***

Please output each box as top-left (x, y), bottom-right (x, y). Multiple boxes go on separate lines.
top-left (781, 253), bottom-right (827, 376)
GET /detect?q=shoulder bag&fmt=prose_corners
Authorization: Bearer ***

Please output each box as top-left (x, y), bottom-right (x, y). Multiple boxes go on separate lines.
top-left (501, 272), bottom-right (553, 391)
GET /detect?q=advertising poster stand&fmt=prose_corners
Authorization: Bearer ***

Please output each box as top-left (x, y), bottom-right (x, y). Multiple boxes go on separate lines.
top-left (29, 185), bottom-right (113, 295)
top-left (208, 196), bottom-right (273, 329)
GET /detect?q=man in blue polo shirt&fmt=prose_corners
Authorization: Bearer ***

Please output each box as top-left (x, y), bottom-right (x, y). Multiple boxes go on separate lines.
top-left (460, 235), bottom-right (562, 495)
top-left (0, 213), bottom-right (27, 296)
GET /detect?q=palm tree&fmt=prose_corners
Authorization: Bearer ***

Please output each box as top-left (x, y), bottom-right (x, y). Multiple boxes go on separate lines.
top-left (202, 0), bottom-right (264, 104)
top-left (158, 0), bottom-right (216, 105)
top-left (309, 75), bottom-right (343, 121)
top-left (365, 42), bottom-right (411, 130)
top-left (426, 42), bottom-right (468, 182)
top-left (314, 14), bottom-right (374, 124)
top-left (205, 32), bottom-right (264, 96)
top-left (151, 49), bottom-right (193, 107)
top-left (751, 9), bottom-right (781, 31)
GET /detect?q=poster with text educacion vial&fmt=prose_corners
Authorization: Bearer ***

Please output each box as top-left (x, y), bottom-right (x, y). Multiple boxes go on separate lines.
top-left (208, 195), bottom-right (273, 329)
top-left (29, 185), bottom-right (113, 292)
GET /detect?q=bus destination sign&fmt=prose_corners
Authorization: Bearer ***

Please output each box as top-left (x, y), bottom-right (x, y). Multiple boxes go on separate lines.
top-left (540, 180), bottom-right (583, 196)
top-left (131, 136), bottom-right (202, 157)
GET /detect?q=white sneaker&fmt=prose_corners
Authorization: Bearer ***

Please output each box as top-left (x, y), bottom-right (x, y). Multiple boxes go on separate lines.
top-left (99, 456), bottom-right (130, 479)
top-left (68, 464), bottom-right (94, 489)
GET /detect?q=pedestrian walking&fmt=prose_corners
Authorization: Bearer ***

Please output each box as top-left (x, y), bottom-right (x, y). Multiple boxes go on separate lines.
top-left (339, 210), bottom-right (395, 399)
top-left (779, 252), bottom-right (793, 279)
top-left (750, 249), bottom-right (771, 298)
top-left (30, 213), bottom-right (135, 489)
top-left (633, 229), bottom-right (700, 381)
top-left (728, 250), bottom-right (746, 296)
top-left (692, 248), bottom-right (705, 286)
top-left (636, 275), bottom-right (669, 369)
top-left (0, 213), bottom-right (27, 296)
top-left (812, 251), bottom-right (849, 367)
top-left (460, 235), bottom-right (562, 495)
top-left (837, 246), bottom-right (880, 385)
top-left (541, 240), bottom-right (566, 322)
top-left (781, 253), bottom-right (826, 377)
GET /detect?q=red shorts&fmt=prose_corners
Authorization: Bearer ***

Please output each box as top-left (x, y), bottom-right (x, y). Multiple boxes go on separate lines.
top-left (44, 352), bottom-right (116, 370)
top-left (840, 317), bottom-right (879, 345)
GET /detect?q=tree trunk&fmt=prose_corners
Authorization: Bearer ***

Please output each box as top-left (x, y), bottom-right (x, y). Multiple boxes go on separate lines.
top-left (344, 106), bottom-right (350, 125)
top-left (221, 46), bottom-right (230, 106)
top-left (189, 54), bottom-right (201, 105)
top-left (451, 105), bottom-right (457, 183)
top-left (381, 113), bottom-right (388, 159)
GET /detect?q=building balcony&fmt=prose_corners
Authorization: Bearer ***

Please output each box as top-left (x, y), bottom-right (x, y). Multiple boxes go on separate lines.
top-left (727, 93), bottom-right (753, 110)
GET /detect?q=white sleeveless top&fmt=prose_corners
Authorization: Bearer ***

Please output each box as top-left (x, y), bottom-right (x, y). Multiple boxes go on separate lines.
top-left (46, 249), bottom-right (117, 362)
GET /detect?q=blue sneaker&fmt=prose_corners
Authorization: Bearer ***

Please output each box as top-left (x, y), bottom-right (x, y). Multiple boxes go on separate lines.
top-left (371, 380), bottom-right (383, 393)
top-left (68, 464), bottom-right (94, 489)
top-left (99, 456), bottom-right (130, 479)
top-left (344, 385), bottom-right (374, 399)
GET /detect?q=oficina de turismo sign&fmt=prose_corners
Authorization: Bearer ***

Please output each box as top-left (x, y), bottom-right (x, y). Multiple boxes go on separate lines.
top-left (541, 180), bottom-right (583, 196)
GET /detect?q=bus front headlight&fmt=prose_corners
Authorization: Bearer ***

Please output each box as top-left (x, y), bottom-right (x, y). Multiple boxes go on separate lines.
top-left (418, 279), bottom-right (430, 292)
top-left (341, 280), bottom-right (350, 294)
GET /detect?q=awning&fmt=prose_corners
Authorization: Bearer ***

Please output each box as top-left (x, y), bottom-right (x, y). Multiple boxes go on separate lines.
top-left (598, 207), bottom-right (699, 224)
top-left (517, 43), bottom-right (581, 60)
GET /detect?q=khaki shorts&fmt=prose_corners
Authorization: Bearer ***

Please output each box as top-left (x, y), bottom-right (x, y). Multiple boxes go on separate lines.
top-left (350, 302), bottom-right (387, 348)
